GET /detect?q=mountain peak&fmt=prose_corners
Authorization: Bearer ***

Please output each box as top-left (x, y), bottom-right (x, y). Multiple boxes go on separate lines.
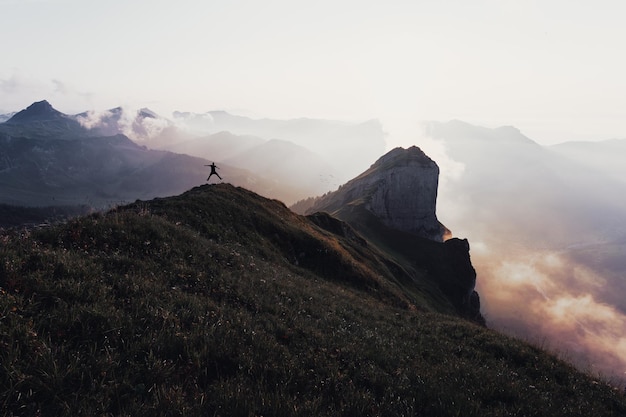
top-left (369, 145), bottom-right (437, 172)
top-left (308, 146), bottom-right (449, 241)
top-left (138, 108), bottom-right (158, 119)
top-left (7, 100), bottom-right (67, 123)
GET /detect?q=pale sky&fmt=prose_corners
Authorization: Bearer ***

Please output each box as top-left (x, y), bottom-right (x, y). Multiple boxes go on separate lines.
top-left (1, 0), bottom-right (625, 145)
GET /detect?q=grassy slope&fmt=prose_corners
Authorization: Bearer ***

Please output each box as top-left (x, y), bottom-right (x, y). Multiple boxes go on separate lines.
top-left (325, 203), bottom-right (467, 316)
top-left (1, 184), bottom-right (625, 416)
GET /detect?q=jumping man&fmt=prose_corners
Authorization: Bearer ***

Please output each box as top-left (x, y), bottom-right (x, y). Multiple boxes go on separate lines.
top-left (205, 162), bottom-right (222, 182)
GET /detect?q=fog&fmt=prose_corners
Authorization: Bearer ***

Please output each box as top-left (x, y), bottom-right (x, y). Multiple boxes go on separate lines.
top-left (416, 121), bottom-right (626, 382)
top-left (76, 107), bottom-right (172, 144)
top-left (11, 99), bottom-right (626, 381)
top-left (74, 106), bottom-right (386, 205)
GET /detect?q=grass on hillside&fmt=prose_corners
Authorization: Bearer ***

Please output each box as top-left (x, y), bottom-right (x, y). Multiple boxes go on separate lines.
top-left (1, 184), bottom-right (625, 416)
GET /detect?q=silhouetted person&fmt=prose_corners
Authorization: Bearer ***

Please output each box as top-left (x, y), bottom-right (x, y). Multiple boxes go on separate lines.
top-left (205, 162), bottom-right (222, 182)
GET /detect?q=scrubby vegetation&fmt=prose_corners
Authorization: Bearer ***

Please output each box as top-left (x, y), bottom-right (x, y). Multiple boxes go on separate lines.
top-left (1, 184), bottom-right (625, 416)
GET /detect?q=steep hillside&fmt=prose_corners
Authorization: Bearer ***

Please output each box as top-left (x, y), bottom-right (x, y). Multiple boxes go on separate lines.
top-left (1, 184), bottom-right (625, 416)
top-left (303, 146), bottom-right (481, 323)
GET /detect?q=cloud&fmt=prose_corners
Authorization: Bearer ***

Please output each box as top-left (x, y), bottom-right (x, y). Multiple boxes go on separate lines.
top-left (76, 109), bottom-right (115, 130)
top-left (137, 114), bottom-right (170, 139)
top-left (0, 72), bottom-right (95, 114)
top-left (474, 247), bottom-right (626, 381)
top-left (52, 79), bottom-right (68, 94)
top-left (414, 122), bottom-right (626, 383)
top-left (0, 73), bottom-right (46, 96)
top-left (172, 111), bottom-right (215, 134)
top-left (0, 75), bottom-right (20, 93)
top-left (76, 106), bottom-right (172, 143)
top-left (419, 138), bottom-right (465, 185)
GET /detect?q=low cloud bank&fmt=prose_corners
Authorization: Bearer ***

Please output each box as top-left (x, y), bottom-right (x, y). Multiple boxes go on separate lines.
top-left (76, 107), bottom-right (171, 142)
top-left (473, 247), bottom-right (626, 382)
top-left (419, 122), bottom-right (626, 384)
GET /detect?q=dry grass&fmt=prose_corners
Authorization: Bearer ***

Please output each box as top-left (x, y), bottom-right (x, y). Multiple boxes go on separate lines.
top-left (1, 184), bottom-right (625, 416)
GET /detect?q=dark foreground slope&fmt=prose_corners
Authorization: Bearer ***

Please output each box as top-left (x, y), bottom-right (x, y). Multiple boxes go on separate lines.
top-left (1, 184), bottom-right (625, 416)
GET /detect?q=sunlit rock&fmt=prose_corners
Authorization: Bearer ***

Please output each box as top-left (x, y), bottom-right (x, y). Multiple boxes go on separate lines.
top-left (308, 146), bottom-right (449, 241)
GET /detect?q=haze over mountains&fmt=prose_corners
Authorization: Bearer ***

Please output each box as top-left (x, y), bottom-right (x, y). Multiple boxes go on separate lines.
top-left (417, 120), bottom-right (626, 381)
top-left (0, 102), bottom-right (265, 208)
top-left (78, 103), bottom-right (386, 190)
top-left (2, 99), bottom-right (626, 383)
top-left (0, 101), bottom-right (384, 208)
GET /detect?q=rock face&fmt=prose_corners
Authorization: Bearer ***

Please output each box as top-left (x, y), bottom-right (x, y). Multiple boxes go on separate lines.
top-left (364, 146), bottom-right (448, 241)
top-left (308, 146), bottom-right (449, 241)
top-left (425, 237), bottom-right (483, 324)
top-left (304, 146), bottom-right (484, 324)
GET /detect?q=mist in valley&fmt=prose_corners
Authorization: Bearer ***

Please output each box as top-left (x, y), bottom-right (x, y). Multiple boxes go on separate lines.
top-left (74, 106), bottom-right (386, 205)
top-left (6, 98), bottom-right (626, 383)
top-left (4, 96), bottom-right (626, 386)
top-left (416, 121), bottom-right (626, 382)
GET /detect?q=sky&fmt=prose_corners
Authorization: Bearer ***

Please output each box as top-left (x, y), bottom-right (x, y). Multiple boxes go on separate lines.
top-left (1, 0), bottom-right (626, 146)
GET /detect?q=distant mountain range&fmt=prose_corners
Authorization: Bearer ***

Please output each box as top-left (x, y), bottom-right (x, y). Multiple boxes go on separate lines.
top-left (3, 99), bottom-right (626, 385)
top-left (415, 120), bottom-right (626, 380)
top-left (0, 101), bottom-right (300, 207)
top-left (289, 119), bottom-right (626, 381)
top-left (425, 120), bottom-right (626, 247)
top-left (173, 110), bottom-right (386, 179)
top-left (0, 101), bottom-right (385, 206)
top-left (550, 138), bottom-right (626, 184)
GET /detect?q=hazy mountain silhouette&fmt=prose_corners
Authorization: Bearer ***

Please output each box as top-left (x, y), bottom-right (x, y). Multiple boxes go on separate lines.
top-left (164, 131), bottom-right (265, 162)
top-left (550, 138), bottom-right (626, 184)
top-left (222, 139), bottom-right (340, 199)
top-left (163, 132), bottom-right (342, 202)
top-left (1, 100), bottom-right (91, 140)
top-left (68, 106), bottom-right (387, 204)
top-left (426, 120), bottom-right (626, 247)
top-left (421, 120), bottom-right (626, 381)
top-left (8, 100), bottom-right (68, 123)
top-left (0, 101), bottom-right (303, 208)
top-left (174, 110), bottom-right (386, 182)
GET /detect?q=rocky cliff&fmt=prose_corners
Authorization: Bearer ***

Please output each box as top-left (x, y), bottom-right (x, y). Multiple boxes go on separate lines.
top-left (307, 146), bottom-right (449, 242)
top-left (304, 146), bottom-right (483, 323)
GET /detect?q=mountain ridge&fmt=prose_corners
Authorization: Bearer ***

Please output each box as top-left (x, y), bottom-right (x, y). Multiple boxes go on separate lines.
top-left (1, 183), bottom-right (625, 415)
top-left (1, 100), bottom-right (91, 140)
top-left (5, 100), bottom-right (66, 123)
top-left (303, 146), bottom-right (481, 322)
top-left (1, 100), bottom-right (385, 205)
top-left (0, 102), bottom-right (309, 208)
top-left (306, 146), bottom-right (449, 242)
